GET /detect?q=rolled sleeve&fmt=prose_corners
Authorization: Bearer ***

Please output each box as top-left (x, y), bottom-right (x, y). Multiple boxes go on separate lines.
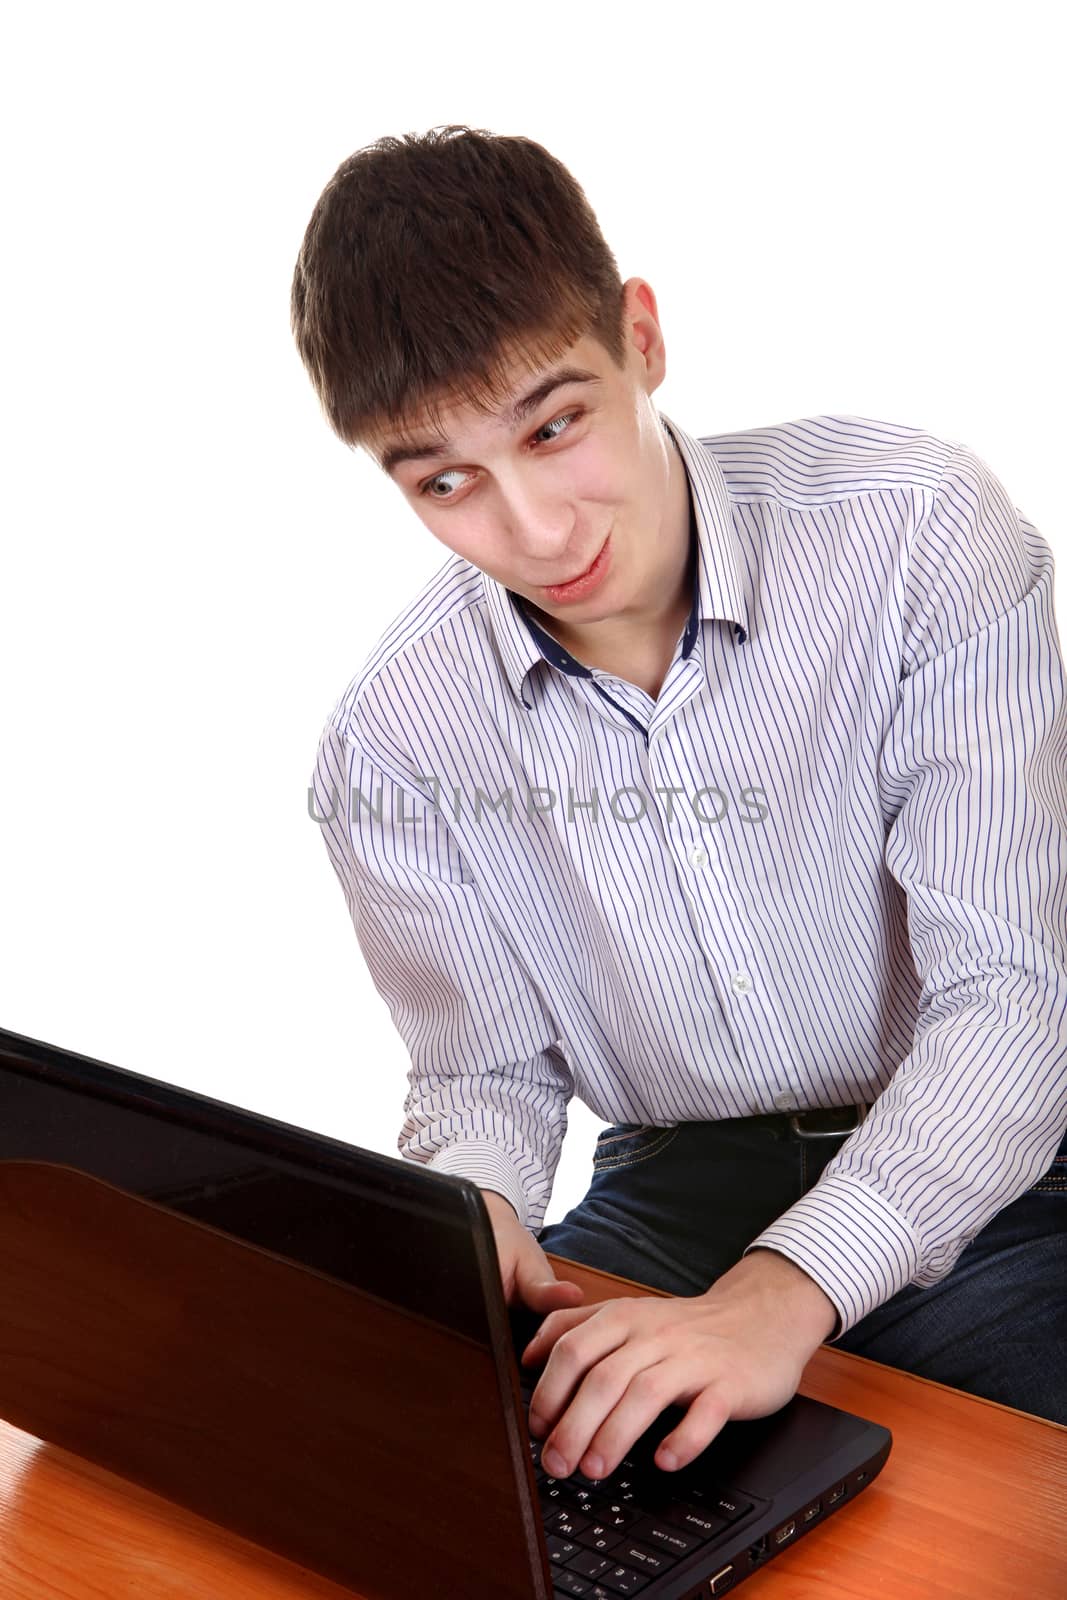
top-left (743, 440), bottom-right (1067, 1341)
top-left (310, 714), bottom-right (574, 1231)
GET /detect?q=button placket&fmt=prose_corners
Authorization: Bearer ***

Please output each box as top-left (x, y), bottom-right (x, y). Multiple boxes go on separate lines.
top-left (648, 747), bottom-right (770, 1104)
top-left (681, 831), bottom-right (762, 1016)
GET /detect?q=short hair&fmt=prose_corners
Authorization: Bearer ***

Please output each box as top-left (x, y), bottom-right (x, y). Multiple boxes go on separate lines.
top-left (289, 124), bottom-right (628, 455)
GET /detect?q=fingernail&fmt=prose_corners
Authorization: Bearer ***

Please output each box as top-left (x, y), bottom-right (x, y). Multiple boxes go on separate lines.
top-left (543, 1447), bottom-right (567, 1477)
top-left (657, 1448), bottom-right (678, 1471)
top-left (528, 1410), bottom-right (546, 1436)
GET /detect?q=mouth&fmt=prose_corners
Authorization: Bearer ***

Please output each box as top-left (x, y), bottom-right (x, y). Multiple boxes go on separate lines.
top-left (541, 533), bottom-right (612, 602)
top-left (553, 544), bottom-right (604, 586)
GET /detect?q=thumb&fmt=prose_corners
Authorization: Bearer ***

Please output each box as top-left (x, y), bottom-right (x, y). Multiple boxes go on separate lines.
top-left (515, 1240), bottom-right (586, 1312)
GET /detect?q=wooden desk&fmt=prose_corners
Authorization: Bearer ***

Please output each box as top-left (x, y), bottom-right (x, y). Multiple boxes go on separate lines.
top-left (0, 1254), bottom-right (1063, 1599)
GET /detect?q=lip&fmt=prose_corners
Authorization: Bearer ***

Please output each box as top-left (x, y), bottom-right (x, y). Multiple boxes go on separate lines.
top-left (541, 534), bottom-right (612, 603)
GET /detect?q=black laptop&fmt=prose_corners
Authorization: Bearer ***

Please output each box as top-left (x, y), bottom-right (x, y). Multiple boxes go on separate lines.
top-left (0, 1023), bottom-right (891, 1598)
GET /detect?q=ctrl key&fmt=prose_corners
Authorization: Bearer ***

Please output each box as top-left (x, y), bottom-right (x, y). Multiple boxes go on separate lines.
top-left (552, 1570), bottom-right (593, 1595)
top-left (553, 1576), bottom-right (648, 1598)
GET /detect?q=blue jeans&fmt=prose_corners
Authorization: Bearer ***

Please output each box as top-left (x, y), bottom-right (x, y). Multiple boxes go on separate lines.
top-left (536, 1111), bottom-right (1067, 1425)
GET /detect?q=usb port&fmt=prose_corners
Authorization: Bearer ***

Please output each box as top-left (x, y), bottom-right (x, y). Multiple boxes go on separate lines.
top-left (773, 1520), bottom-right (796, 1544)
top-left (803, 1502), bottom-right (821, 1522)
top-left (828, 1483), bottom-right (845, 1504)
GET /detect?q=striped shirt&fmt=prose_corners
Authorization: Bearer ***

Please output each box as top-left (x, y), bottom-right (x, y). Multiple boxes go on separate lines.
top-left (310, 409), bottom-right (1067, 1342)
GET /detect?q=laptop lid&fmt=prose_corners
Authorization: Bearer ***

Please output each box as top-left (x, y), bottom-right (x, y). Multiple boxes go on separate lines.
top-left (0, 1022), bottom-right (553, 1598)
top-left (0, 1024), bottom-right (891, 1598)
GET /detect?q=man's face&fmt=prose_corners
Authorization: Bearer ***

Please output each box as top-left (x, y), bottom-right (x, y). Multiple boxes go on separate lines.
top-left (365, 280), bottom-right (682, 643)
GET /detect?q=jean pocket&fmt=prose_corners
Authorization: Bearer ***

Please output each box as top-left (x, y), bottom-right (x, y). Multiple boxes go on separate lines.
top-left (592, 1122), bottom-right (681, 1173)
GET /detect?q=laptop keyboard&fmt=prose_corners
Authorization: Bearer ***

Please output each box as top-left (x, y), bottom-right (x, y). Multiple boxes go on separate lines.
top-left (519, 1382), bottom-right (754, 1597)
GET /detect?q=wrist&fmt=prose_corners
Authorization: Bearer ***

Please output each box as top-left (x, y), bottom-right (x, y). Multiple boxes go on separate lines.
top-left (480, 1187), bottom-right (522, 1226)
top-left (706, 1247), bottom-right (839, 1349)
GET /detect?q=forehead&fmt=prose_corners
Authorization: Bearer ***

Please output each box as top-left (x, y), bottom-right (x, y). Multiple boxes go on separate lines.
top-left (370, 341), bottom-right (607, 474)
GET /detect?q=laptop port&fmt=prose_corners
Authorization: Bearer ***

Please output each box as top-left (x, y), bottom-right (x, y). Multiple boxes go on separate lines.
top-left (828, 1482), bottom-right (846, 1504)
top-left (773, 1519), bottom-right (796, 1544)
top-left (706, 1565), bottom-right (735, 1595)
top-left (802, 1501), bottom-right (822, 1522)
top-left (747, 1535), bottom-right (768, 1565)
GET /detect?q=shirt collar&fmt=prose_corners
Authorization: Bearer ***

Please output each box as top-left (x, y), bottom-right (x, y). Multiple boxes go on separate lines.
top-left (480, 409), bottom-right (750, 710)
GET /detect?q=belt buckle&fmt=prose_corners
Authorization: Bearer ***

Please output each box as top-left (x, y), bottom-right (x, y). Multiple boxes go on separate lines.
top-left (789, 1103), bottom-right (867, 1139)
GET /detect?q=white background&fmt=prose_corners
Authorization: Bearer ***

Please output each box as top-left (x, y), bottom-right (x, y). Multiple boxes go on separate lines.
top-left (2, 2), bottom-right (1063, 1226)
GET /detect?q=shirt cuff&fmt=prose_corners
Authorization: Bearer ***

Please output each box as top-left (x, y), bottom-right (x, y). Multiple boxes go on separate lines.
top-left (740, 1173), bottom-right (921, 1341)
top-left (424, 1141), bottom-right (531, 1228)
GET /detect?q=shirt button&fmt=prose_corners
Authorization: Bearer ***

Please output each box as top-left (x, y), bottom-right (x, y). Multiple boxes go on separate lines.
top-left (774, 1091), bottom-right (797, 1111)
top-left (689, 845), bottom-right (708, 868)
top-left (730, 972), bottom-right (753, 996)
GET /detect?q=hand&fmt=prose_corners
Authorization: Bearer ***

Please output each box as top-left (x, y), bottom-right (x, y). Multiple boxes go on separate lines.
top-left (480, 1187), bottom-right (587, 1316)
top-left (521, 1250), bottom-right (836, 1481)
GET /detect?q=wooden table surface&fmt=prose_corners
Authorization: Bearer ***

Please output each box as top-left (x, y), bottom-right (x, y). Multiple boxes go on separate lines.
top-left (0, 1252), bottom-right (1063, 1599)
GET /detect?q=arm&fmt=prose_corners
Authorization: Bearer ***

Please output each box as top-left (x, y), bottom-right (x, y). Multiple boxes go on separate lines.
top-left (740, 439), bottom-right (1067, 1342)
top-left (521, 441), bottom-right (1067, 1482)
top-left (310, 714), bottom-right (574, 1232)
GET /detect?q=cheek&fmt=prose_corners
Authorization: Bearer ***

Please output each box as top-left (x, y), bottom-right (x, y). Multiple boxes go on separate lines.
top-left (573, 449), bottom-right (624, 502)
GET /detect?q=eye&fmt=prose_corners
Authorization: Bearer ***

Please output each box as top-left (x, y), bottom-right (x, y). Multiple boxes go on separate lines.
top-left (417, 409), bottom-right (583, 501)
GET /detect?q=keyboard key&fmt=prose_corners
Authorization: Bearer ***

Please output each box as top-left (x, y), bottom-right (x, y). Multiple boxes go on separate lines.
top-left (706, 1491), bottom-right (755, 1523)
top-left (546, 1507), bottom-right (593, 1539)
top-left (594, 1500), bottom-right (642, 1532)
top-left (613, 1541), bottom-right (671, 1577)
top-left (565, 1486), bottom-right (599, 1513)
top-left (541, 1481), bottom-right (589, 1513)
top-left (588, 1562), bottom-right (653, 1594)
top-left (565, 1586), bottom-right (639, 1600)
top-left (565, 1548), bottom-right (614, 1580)
top-left (572, 1521), bottom-right (625, 1556)
top-left (553, 1572), bottom-right (593, 1596)
top-left (660, 1502), bottom-right (731, 1540)
top-left (546, 1534), bottom-right (583, 1565)
top-left (626, 1516), bottom-right (702, 1559)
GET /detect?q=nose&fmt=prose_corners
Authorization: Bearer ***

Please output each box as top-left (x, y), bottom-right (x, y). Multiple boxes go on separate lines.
top-left (499, 492), bottom-right (577, 570)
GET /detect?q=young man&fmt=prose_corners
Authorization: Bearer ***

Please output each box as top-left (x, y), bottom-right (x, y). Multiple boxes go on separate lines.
top-left (293, 124), bottom-right (1067, 1473)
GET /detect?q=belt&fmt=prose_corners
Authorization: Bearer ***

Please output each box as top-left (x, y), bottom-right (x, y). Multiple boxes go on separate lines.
top-left (787, 1103), bottom-right (869, 1139)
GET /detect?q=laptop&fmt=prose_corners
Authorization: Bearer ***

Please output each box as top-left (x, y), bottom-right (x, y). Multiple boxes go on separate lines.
top-left (0, 1023), bottom-right (891, 1598)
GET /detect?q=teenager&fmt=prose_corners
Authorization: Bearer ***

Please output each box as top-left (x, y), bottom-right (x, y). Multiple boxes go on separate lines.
top-left (292, 125), bottom-right (1067, 1473)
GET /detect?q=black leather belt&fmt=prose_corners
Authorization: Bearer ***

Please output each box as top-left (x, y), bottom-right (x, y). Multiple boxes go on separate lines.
top-left (788, 1103), bottom-right (869, 1139)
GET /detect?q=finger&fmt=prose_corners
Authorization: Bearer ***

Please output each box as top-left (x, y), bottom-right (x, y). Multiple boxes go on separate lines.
top-left (526, 1308), bottom-right (632, 1439)
top-left (521, 1300), bottom-right (599, 1366)
top-left (652, 1379), bottom-right (733, 1472)
top-left (521, 1277), bottom-right (585, 1313)
top-left (537, 1349), bottom-right (678, 1480)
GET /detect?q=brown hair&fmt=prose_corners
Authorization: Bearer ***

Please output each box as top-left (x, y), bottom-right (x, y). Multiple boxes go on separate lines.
top-left (289, 124), bottom-right (629, 455)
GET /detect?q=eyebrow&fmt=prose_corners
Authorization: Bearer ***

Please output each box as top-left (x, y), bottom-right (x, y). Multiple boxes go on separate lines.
top-left (377, 366), bottom-right (602, 476)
